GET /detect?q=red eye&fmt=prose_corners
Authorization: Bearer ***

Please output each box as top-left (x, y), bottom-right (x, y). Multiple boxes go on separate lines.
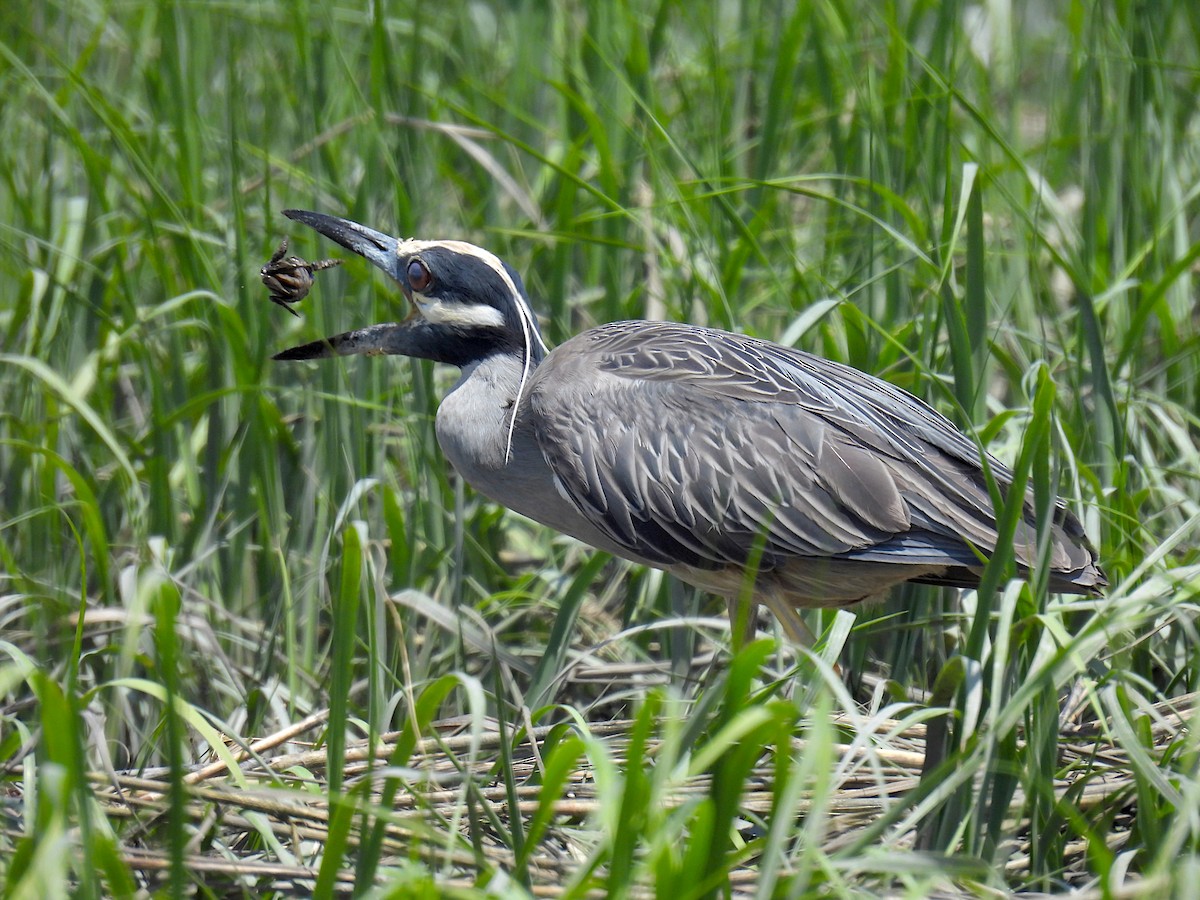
top-left (407, 259), bottom-right (432, 292)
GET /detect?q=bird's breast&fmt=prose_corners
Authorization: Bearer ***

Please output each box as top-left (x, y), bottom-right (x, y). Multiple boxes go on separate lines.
top-left (434, 357), bottom-right (655, 560)
top-left (434, 360), bottom-right (573, 515)
top-left (435, 374), bottom-right (515, 479)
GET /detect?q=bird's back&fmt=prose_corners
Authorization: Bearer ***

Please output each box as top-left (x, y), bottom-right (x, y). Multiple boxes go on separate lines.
top-left (527, 320), bottom-right (1105, 606)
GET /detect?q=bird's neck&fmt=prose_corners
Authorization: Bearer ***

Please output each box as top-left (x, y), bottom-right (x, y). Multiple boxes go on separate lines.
top-left (404, 313), bottom-right (548, 370)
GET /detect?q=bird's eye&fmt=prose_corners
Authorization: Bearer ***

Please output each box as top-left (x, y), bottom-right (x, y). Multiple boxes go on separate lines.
top-left (407, 259), bottom-right (433, 293)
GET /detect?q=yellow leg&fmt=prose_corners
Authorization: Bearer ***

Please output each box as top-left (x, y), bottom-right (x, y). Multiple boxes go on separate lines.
top-left (726, 595), bottom-right (759, 650)
top-left (767, 600), bottom-right (816, 646)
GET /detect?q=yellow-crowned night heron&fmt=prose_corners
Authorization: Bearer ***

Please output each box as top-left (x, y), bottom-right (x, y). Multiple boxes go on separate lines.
top-left (274, 209), bottom-right (1106, 640)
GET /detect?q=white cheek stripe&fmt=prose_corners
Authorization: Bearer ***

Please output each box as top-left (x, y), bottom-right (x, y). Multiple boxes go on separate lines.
top-left (417, 296), bottom-right (507, 329)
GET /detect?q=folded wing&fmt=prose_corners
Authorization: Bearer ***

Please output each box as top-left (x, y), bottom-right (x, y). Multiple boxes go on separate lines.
top-left (527, 321), bottom-right (1104, 598)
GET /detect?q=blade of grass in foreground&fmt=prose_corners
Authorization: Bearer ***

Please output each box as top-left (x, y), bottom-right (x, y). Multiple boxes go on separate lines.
top-left (328, 521), bottom-right (366, 798)
top-left (153, 579), bottom-right (187, 898)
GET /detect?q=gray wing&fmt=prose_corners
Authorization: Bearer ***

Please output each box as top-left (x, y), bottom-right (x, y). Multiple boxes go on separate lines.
top-left (526, 320), bottom-right (1101, 589)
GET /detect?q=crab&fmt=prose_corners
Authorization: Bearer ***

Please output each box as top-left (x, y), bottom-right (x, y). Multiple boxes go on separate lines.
top-left (260, 239), bottom-right (341, 317)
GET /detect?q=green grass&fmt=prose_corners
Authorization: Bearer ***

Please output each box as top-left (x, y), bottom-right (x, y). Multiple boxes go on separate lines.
top-left (2, 0), bottom-right (1200, 895)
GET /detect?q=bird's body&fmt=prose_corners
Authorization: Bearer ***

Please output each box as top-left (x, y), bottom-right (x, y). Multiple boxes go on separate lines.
top-left (273, 209), bottom-right (1106, 639)
top-left (434, 352), bottom-right (637, 559)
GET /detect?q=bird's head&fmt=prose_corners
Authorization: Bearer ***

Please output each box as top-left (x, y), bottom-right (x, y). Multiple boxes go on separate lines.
top-left (272, 209), bottom-right (547, 368)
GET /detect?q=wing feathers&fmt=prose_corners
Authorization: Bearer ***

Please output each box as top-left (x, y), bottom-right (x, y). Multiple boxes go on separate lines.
top-left (526, 320), bottom-right (1105, 598)
top-left (822, 438), bottom-right (909, 533)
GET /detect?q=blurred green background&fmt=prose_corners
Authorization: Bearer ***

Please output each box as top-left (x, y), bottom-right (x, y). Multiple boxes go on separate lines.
top-left (2, 0), bottom-right (1199, 895)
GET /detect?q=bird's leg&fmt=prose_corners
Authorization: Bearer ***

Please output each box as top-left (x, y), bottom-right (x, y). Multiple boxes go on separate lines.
top-left (766, 600), bottom-right (817, 647)
top-left (726, 596), bottom-right (759, 650)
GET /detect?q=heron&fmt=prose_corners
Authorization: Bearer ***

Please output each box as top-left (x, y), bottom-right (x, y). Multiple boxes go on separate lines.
top-left (272, 209), bottom-right (1106, 641)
